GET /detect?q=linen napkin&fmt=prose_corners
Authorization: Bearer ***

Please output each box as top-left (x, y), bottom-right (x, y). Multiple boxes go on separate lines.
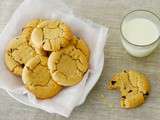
top-left (0, 0), bottom-right (108, 117)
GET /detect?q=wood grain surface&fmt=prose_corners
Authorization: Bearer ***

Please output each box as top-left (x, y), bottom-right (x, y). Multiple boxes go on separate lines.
top-left (0, 0), bottom-right (160, 120)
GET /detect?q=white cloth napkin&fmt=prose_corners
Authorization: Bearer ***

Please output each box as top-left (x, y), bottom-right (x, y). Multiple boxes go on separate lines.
top-left (0, 0), bottom-right (108, 117)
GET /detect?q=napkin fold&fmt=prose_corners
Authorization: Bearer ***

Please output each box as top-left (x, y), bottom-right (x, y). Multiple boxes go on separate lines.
top-left (0, 0), bottom-right (108, 117)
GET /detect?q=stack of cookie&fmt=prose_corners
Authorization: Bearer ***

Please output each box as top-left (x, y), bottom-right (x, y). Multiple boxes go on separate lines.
top-left (5, 19), bottom-right (90, 99)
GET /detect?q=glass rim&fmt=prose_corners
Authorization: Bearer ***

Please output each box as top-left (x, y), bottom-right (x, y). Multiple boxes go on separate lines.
top-left (120, 9), bottom-right (160, 47)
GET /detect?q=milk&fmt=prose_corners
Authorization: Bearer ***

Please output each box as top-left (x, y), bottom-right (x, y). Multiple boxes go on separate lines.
top-left (121, 18), bottom-right (160, 57)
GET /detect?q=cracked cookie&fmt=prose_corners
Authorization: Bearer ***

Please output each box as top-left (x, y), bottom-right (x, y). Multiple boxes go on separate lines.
top-left (107, 70), bottom-right (150, 108)
top-left (22, 55), bottom-right (63, 99)
top-left (31, 27), bottom-right (48, 56)
top-left (22, 19), bottom-right (47, 56)
top-left (5, 19), bottom-right (47, 76)
top-left (71, 36), bottom-right (90, 59)
top-left (23, 19), bottom-right (42, 28)
top-left (5, 36), bottom-right (37, 76)
top-left (21, 19), bottom-right (41, 41)
top-left (31, 20), bottom-right (73, 52)
top-left (48, 42), bottom-right (89, 86)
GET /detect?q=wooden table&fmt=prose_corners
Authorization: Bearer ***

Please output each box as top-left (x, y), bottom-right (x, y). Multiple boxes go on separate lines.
top-left (0, 0), bottom-right (160, 120)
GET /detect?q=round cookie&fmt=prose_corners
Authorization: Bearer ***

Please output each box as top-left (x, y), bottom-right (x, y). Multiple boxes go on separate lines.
top-left (23, 19), bottom-right (42, 28)
top-left (30, 27), bottom-right (47, 56)
top-left (5, 36), bottom-right (36, 76)
top-left (22, 19), bottom-right (47, 56)
top-left (107, 70), bottom-right (150, 108)
top-left (22, 55), bottom-right (63, 99)
top-left (71, 36), bottom-right (90, 59)
top-left (48, 43), bottom-right (89, 86)
top-left (5, 19), bottom-right (46, 76)
top-left (31, 20), bottom-right (73, 52)
top-left (21, 19), bottom-right (41, 41)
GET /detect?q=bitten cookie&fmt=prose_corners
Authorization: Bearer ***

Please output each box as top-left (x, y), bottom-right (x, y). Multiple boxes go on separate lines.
top-left (22, 55), bottom-right (63, 99)
top-left (48, 39), bottom-right (89, 86)
top-left (5, 36), bottom-right (36, 76)
top-left (31, 20), bottom-right (73, 52)
top-left (107, 70), bottom-right (150, 108)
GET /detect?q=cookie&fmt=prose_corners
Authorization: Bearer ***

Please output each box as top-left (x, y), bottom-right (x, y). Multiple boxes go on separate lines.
top-left (4, 20), bottom-right (41, 76)
top-left (21, 19), bottom-right (47, 56)
top-left (30, 27), bottom-right (47, 56)
top-left (22, 55), bottom-right (63, 99)
top-left (107, 70), bottom-right (150, 108)
top-left (21, 19), bottom-right (41, 41)
top-left (71, 36), bottom-right (90, 59)
top-left (48, 42), bottom-right (89, 86)
top-left (23, 19), bottom-right (42, 28)
top-left (5, 36), bottom-right (36, 76)
top-left (31, 20), bottom-right (73, 52)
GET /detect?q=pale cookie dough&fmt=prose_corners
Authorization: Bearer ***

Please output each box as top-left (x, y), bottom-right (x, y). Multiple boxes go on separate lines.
top-left (107, 70), bottom-right (150, 108)
top-left (5, 36), bottom-right (36, 76)
top-left (48, 43), bottom-right (89, 86)
top-left (22, 55), bottom-right (63, 99)
top-left (31, 20), bottom-right (73, 52)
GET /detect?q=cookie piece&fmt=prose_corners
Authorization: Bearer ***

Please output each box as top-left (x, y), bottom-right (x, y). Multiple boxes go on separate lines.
top-left (22, 55), bottom-right (63, 99)
top-left (107, 70), bottom-right (150, 108)
top-left (5, 36), bottom-right (36, 76)
top-left (48, 43), bottom-right (89, 86)
top-left (31, 20), bottom-right (73, 52)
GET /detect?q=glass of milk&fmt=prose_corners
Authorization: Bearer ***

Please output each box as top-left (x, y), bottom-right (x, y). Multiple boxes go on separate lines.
top-left (120, 10), bottom-right (160, 57)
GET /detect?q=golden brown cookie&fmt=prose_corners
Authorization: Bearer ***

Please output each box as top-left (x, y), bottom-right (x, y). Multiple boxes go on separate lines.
top-left (31, 20), bottom-right (73, 52)
top-left (5, 19), bottom-right (46, 76)
top-left (71, 36), bottom-right (90, 59)
top-left (107, 70), bottom-right (150, 108)
top-left (48, 42), bottom-right (89, 86)
top-left (21, 19), bottom-right (41, 41)
top-left (5, 36), bottom-right (36, 76)
top-left (23, 19), bottom-right (42, 28)
top-left (30, 27), bottom-right (47, 56)
top-left (22, 55), bottom-right (63, 99)
top-left (21, 19), bottom-right (47, 56)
